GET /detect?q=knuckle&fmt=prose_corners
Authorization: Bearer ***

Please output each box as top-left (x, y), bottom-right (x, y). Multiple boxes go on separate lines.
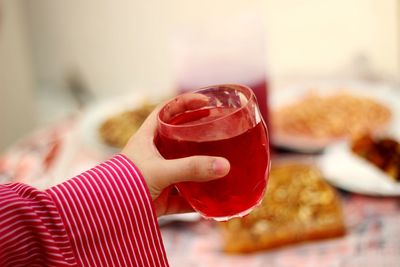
top-left (187, 158), bottom-right (201, 177)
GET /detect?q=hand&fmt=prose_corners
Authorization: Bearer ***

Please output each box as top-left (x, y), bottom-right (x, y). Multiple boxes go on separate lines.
top-left (121, 94), bottom-right (230, 216)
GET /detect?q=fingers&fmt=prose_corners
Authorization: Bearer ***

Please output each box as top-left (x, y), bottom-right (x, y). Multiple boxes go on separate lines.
top-left (162, 93), bottom-right (209, 122)
top-left (162, 195), bottom-right (194, 216)
top-left (157, 195), bottom-right (194, 216)
top-left (153, 186), bottom-right (194, 216)
top-left (136, 93), bottom-right (209, 139)
top-left (155, 156), bottom-right (230, 188)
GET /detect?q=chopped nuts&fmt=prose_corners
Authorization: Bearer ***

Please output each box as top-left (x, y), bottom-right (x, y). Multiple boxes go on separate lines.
top-left (273, 92), bottom-right (391, 140)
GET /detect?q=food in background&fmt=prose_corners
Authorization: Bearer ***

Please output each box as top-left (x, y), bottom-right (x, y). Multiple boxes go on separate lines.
top-left (220, 164), bottom-right (346, 253)
top-left (273, 92), bottom-right (391, 140)
top-left (99, 103), bottom-right (156, 148)
top-left (351, 134), bottom-right (400, 182)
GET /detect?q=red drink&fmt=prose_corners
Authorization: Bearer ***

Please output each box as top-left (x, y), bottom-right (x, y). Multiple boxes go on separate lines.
top-left (156, 84), bottom-right (270, 221)
top-left (156, 108), bottom-right (269, 219)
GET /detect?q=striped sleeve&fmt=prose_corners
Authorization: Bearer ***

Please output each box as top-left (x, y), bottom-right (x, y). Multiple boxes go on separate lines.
top-left (0, 154), bottom-right (169, 267)
top-left (0, 184), bottom-right (77, 267)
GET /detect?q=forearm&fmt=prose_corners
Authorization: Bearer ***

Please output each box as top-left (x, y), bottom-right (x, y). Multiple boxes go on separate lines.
top-left (0, 155), bottom-right (169, 267)
top-left (46, 154), bottom-right (169, 267)
top-left (0, 184), bottom-right (77, 267)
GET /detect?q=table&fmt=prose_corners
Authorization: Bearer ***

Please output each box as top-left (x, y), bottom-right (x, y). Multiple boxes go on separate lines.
top-left (1, 116), bottom-right (399, 267)
top-left (162, 193), bottom-right (400, 267)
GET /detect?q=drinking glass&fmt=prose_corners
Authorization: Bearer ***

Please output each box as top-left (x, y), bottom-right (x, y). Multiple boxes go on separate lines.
top-left (155, 84), bottom-right (270, 221)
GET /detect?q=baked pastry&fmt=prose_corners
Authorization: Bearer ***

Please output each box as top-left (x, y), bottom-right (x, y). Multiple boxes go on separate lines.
top-left (99, 103), bottom-right (156, 148)
top-left (220, 164), bottom-right (346, 253)
top-left (351, 134), bottom-right (400, 182)
top-left (273, 92), bottom-right (391, 141)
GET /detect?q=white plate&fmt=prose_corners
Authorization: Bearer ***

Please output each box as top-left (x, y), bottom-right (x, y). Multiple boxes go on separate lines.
top-left (270, 80), bottom-right (400, 152)
top-left (77, 92), bottom-right (161, 157)
top-left (158, 213), bottom-right (201, 226)
top-left (318, 141), bottom-right (400, 196)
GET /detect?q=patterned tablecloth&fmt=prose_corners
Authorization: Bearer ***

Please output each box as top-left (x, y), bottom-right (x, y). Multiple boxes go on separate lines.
top-left (1, 117), bottom-right (399, 267)
top-left (162, 193), bottom-right (400, 267)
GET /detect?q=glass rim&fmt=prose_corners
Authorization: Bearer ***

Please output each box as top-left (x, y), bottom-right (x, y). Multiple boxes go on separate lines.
top-left (157, 83), bottom-right (257, 129)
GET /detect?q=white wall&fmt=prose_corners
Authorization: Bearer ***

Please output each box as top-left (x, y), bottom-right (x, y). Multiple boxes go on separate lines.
top-left (0, 0), bottom-right (398, 150)
top-left (25, 0), bottom-right (176, 97)
top-left (0, 0), bottom-right (34, 151)
top-left (24, 0), bottom-right (399, 97)
top-left (264, 0), bottom-right (399, 79)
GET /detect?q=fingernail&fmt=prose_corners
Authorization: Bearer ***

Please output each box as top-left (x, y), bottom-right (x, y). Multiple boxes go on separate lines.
top-left (212, 158), bottom-right (230, 177)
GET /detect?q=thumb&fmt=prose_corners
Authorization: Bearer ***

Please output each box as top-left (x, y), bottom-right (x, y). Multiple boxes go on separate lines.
top-left (157, 156), bottom-right (230, 187)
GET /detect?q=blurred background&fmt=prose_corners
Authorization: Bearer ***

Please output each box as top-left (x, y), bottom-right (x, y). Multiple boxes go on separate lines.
top-left (0, 0), bottom-right (399, 151)
top-left (2, 2), bottom-right (400, 265)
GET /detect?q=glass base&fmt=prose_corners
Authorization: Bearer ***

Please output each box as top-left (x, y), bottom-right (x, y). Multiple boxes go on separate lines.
top-left (198, 196), bottom-right (264, 222)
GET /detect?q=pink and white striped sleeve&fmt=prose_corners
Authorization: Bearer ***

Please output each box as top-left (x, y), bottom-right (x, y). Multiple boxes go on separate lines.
top-left (0, 154), bottom-right (170, 267)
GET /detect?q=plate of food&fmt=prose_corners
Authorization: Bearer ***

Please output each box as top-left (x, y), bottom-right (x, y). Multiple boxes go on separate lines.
top-left (318, 134), bottom-right (400, 196)
top-left (78, 92), bottom-right (161, 156)
top-left (270, 81), bottom-right (397, 152)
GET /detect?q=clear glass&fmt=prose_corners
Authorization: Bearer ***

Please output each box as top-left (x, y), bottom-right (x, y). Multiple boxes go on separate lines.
top-left (155, 84), bottom-right (270, 221)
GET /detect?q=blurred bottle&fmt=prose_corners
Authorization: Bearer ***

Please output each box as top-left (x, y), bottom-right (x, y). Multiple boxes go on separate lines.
top-left (170, 14), bottom-right (270, 130)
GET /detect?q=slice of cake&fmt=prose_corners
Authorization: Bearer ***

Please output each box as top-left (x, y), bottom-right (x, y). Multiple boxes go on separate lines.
top-left (351, 134), bottom-right (400, 182)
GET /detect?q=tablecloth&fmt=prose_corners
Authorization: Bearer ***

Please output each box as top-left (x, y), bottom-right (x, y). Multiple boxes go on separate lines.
top-left (1, 116), bottom-right (399, 267)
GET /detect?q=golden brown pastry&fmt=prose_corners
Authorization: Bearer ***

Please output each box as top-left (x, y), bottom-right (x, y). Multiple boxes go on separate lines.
top-left (99, 103), bottom-right (156, 148)
top-left (220, 164), bottom-right (346, 253)
top-left (273, 92), bottom-right (391, 140)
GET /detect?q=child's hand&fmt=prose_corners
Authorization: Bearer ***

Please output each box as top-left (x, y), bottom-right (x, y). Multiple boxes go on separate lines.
top-left (121, 94), bottom-right (230, 216)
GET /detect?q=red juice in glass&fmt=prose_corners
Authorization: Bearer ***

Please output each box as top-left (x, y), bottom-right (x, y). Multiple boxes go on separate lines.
top-left (156, 84), bottom-right (270, 221)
